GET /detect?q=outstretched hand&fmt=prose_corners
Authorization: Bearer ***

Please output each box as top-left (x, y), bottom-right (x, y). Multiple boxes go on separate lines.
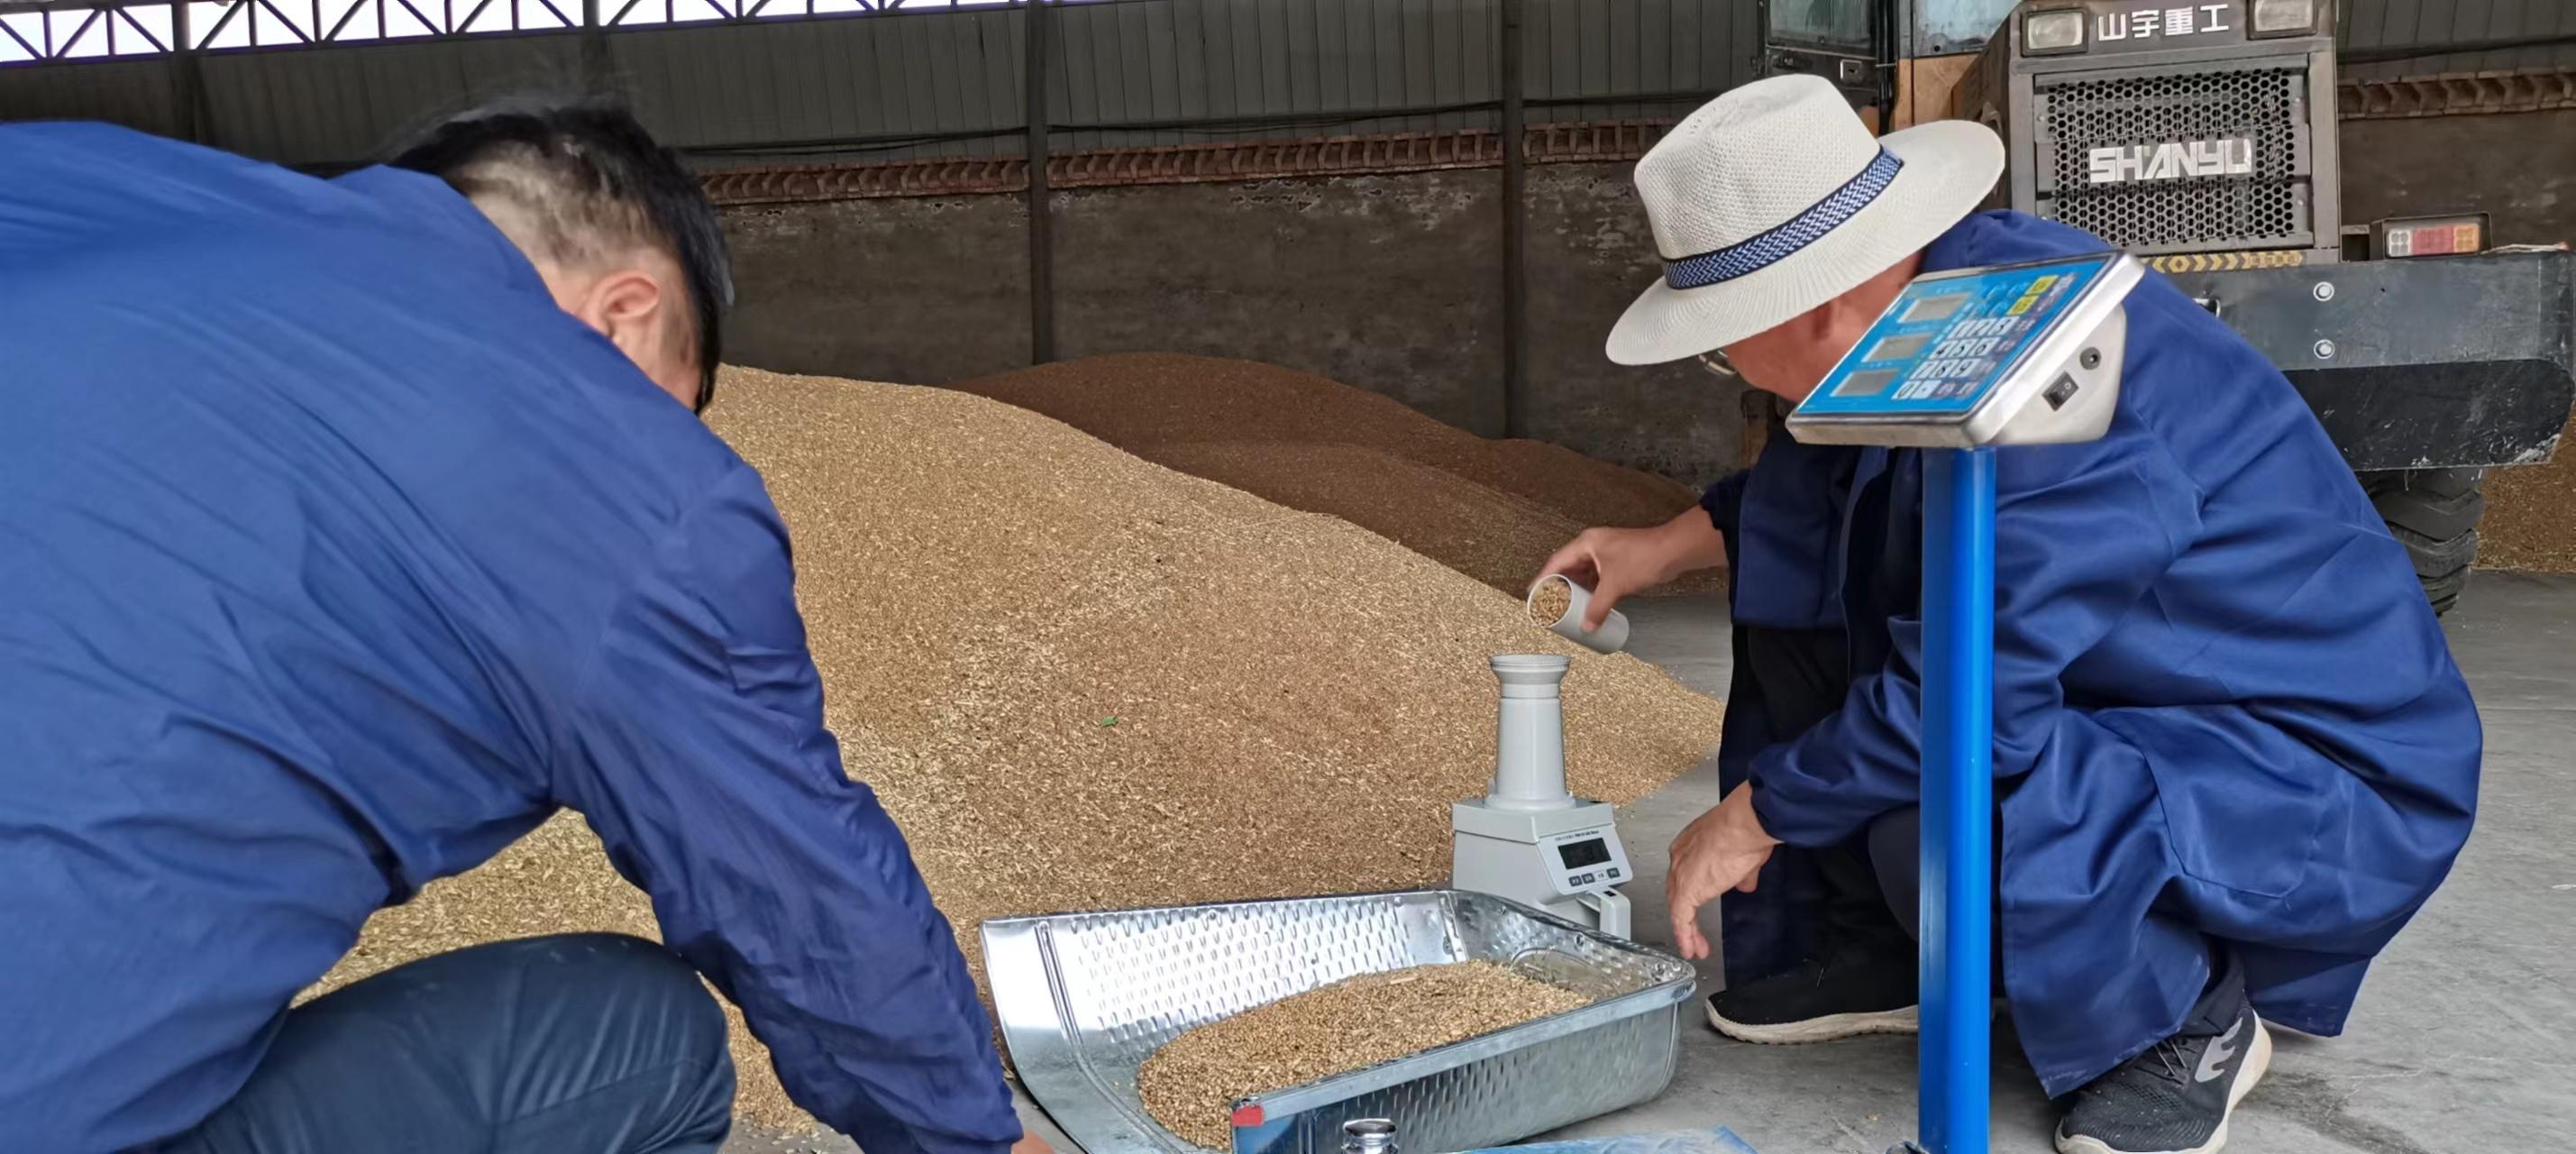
top-left (1666, 782), bottom-right (1781, 961)
top-left (1536, 507), bottom-right (1728, 631)
top-left (1537, 527), bottom-right (1660, 631)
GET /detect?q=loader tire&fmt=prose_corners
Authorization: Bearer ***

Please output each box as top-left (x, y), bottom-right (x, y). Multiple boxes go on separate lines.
top-left (2363, 468), bottom-right (2485, 617)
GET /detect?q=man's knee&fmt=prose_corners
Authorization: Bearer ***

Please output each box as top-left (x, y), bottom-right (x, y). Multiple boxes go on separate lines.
top-left (505, 933), bottom-right (733, 1070)
top-left (1866, 807), bottom-right (1921, 877)
top-left (1866, 806), bottom-right (1923, 939)
top-left (376, 932), bottom-right (733, 1092)
top-left (170, 934), bottom-right (734, 1153)
top-left (474, 934), bottom-right (735, 1147)
top-left (518, 934), bottom-right (721, 1022)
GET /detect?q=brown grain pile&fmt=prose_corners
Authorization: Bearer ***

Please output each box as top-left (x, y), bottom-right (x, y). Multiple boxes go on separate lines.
top-left (311, 367), bottom-right (1723, 1132)
top-left (1137, 962), bottom-right (1592, 1150)
top-left (1529, 574), bottom-right (1572, 627)
top-left (2484, 417), bottom-right (2576, 572)
top-left (951, 353), bottom-right (1723, 595)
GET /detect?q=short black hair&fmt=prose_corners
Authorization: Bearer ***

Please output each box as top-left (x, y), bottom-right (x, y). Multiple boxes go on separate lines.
top-left (389, 96), bottom-right (733, 414)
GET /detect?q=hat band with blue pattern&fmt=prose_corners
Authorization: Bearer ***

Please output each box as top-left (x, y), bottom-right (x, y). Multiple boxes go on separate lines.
top-left (1661, 148), bottom-right (1906, 290)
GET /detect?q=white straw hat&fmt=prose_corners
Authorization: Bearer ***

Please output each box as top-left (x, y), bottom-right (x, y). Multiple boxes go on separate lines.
top-left (1606, 74), bottom-right (2005, 366)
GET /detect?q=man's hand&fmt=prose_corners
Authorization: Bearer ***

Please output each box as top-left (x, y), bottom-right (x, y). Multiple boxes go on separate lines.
top-left (1538, 507), bottom-right (1728, 629)
top-left (1011, 1133), bottom-right (1055, 1154)
top-left (1666, 783), bottom-right (1782, 961)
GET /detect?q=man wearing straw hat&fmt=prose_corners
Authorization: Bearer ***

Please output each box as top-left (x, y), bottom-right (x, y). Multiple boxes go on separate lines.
top-left (1540, 75), bottom-right (2479, 1154)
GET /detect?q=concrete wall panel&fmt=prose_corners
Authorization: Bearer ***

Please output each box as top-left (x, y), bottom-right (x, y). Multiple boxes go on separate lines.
top-left (720, 194), bottom-right (1034, 387)
top-left (1049, 170), bottom-right (1504, 433)
top-left (719, 162), bottom-right (1752, 486)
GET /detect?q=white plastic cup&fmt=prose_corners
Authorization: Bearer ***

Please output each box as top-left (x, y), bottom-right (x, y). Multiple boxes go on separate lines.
top-left (1526, 572), bottom-right (1631, 655)
top-left (1488, 654), bottom-right (1576, 811)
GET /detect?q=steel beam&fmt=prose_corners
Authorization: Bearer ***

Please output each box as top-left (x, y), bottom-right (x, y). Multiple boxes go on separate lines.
top-left (1496, 0), bottom-right (1527, 441)
top-left (169, 0), bottom-right (205, 142)
top-left (1023, 0), bottom-right (1054, 366)
top-left (697, 122), bottom-right (1684, 205)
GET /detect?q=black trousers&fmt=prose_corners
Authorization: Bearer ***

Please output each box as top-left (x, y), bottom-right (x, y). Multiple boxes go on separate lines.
top-left (1737, 623), bottom-right (2244, 1037)
top-left (144, 934), bottom-right (735, 1154)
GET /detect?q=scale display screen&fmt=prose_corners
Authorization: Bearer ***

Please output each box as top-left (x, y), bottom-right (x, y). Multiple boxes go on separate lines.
top-left (1556, 838), bottom-right (1612, 870)
top-left (1795, 252), bottom-right (2120, 419)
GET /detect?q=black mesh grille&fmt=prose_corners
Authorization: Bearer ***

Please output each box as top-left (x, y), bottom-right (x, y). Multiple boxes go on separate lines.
top-left (2041, 67), bottom-right (2306, 250)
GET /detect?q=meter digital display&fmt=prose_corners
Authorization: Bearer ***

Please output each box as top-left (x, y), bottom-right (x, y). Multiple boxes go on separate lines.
top-left (1868, 333), bottom-right (1932, 362)
top-left (1528, 827), bottom-right (1631, 895)
top-left (1556, 838), bottom-right (1612, 870)
top-left (1902, 293), bottom-right (1968, 323)
top-left (1795, 252), bottom-right (2119, 419)
top-left (1835, 367), bottom-right (1901, 398)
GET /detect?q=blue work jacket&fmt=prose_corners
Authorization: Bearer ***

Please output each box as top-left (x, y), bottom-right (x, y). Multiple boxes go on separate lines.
top-left (1704, 212), bottom-right (2481, 1095)
top-left (0, 124), bottom-right (1018, 1154)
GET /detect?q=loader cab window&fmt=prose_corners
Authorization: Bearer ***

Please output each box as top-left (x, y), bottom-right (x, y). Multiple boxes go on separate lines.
top-left (1765, 0), bottom-right (2024, 57)
top-left (1768, 0), bottom-right (1872, 53)
top-left (1914, 0), bottom-right (2025, 53)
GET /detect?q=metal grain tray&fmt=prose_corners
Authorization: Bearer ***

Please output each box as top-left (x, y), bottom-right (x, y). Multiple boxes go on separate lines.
top-left (982, 889), bottom-right (1697, 1154)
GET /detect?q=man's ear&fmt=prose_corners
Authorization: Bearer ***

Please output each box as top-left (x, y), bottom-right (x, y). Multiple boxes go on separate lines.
top-left (571, 269), bottom-right (668, 366)
top-left (553, 261), bottom-right (705, 409)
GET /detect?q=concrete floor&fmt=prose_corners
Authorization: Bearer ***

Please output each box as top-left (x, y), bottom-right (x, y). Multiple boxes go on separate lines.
top-left (733, 572), bottom-right (2576, 1154)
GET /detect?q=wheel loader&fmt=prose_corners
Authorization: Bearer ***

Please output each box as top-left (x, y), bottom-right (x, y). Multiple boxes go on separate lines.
top-left (1762, 0), bottom-right (2574, 612)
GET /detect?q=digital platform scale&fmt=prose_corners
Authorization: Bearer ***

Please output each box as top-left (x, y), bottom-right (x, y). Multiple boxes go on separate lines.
top-left (1785, 251), bottom-right (2145, 1154)
top-left (1790, 252), bottom-right (2141, 449)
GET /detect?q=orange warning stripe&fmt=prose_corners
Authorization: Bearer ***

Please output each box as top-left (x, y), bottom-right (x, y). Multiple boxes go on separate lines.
top-left (2142, 251), bottom-right (2309, 274)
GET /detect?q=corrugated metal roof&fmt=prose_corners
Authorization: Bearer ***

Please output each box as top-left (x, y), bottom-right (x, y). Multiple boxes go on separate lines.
top-left (7, 0), bottom-right (2568, 170)
top-left (2342, 0), bottom-right (2576, 78)
top-left (0, 0), bottom-right (1753, 169)
top-left (616, 12), bottom-right (1021, 160)
top-left (0, 53), bottom-right (177, 132)
top-left (195, 34), bottom-right (583, 159)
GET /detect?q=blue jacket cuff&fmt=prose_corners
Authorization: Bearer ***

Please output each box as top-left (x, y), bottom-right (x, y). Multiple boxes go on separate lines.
top-left (1701, 471), bottom-right (1749, 537)
top-left (1749, 736), bottom-right (1905, 849)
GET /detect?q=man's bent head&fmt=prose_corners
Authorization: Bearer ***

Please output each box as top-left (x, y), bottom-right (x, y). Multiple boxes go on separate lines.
top-left (391, 98), bottom-right (733, 414)
top-left (1605, 76), bottom-right (2005, 405)
top-left (1713, 253), bottom-right (1924, 403)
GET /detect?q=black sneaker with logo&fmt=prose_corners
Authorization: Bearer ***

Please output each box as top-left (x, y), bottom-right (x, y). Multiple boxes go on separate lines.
top-left (1704, 939), bottom-right (1920, 1044)
top-left (2055, 997), bottom-right (2274, 1154)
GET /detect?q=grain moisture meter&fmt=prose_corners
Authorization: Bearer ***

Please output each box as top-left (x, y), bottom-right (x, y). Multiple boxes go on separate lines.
top-left (1786, 251), bottom-right (2143, 1154)
top-left (1451, 655), bottom-right (1633, 938)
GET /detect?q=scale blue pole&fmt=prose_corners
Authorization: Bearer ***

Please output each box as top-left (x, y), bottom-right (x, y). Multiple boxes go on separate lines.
top-left (1775, 246), bottom-right (2137, 1154)
top-left (1917, 447), bottom-right (1996, 1154)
